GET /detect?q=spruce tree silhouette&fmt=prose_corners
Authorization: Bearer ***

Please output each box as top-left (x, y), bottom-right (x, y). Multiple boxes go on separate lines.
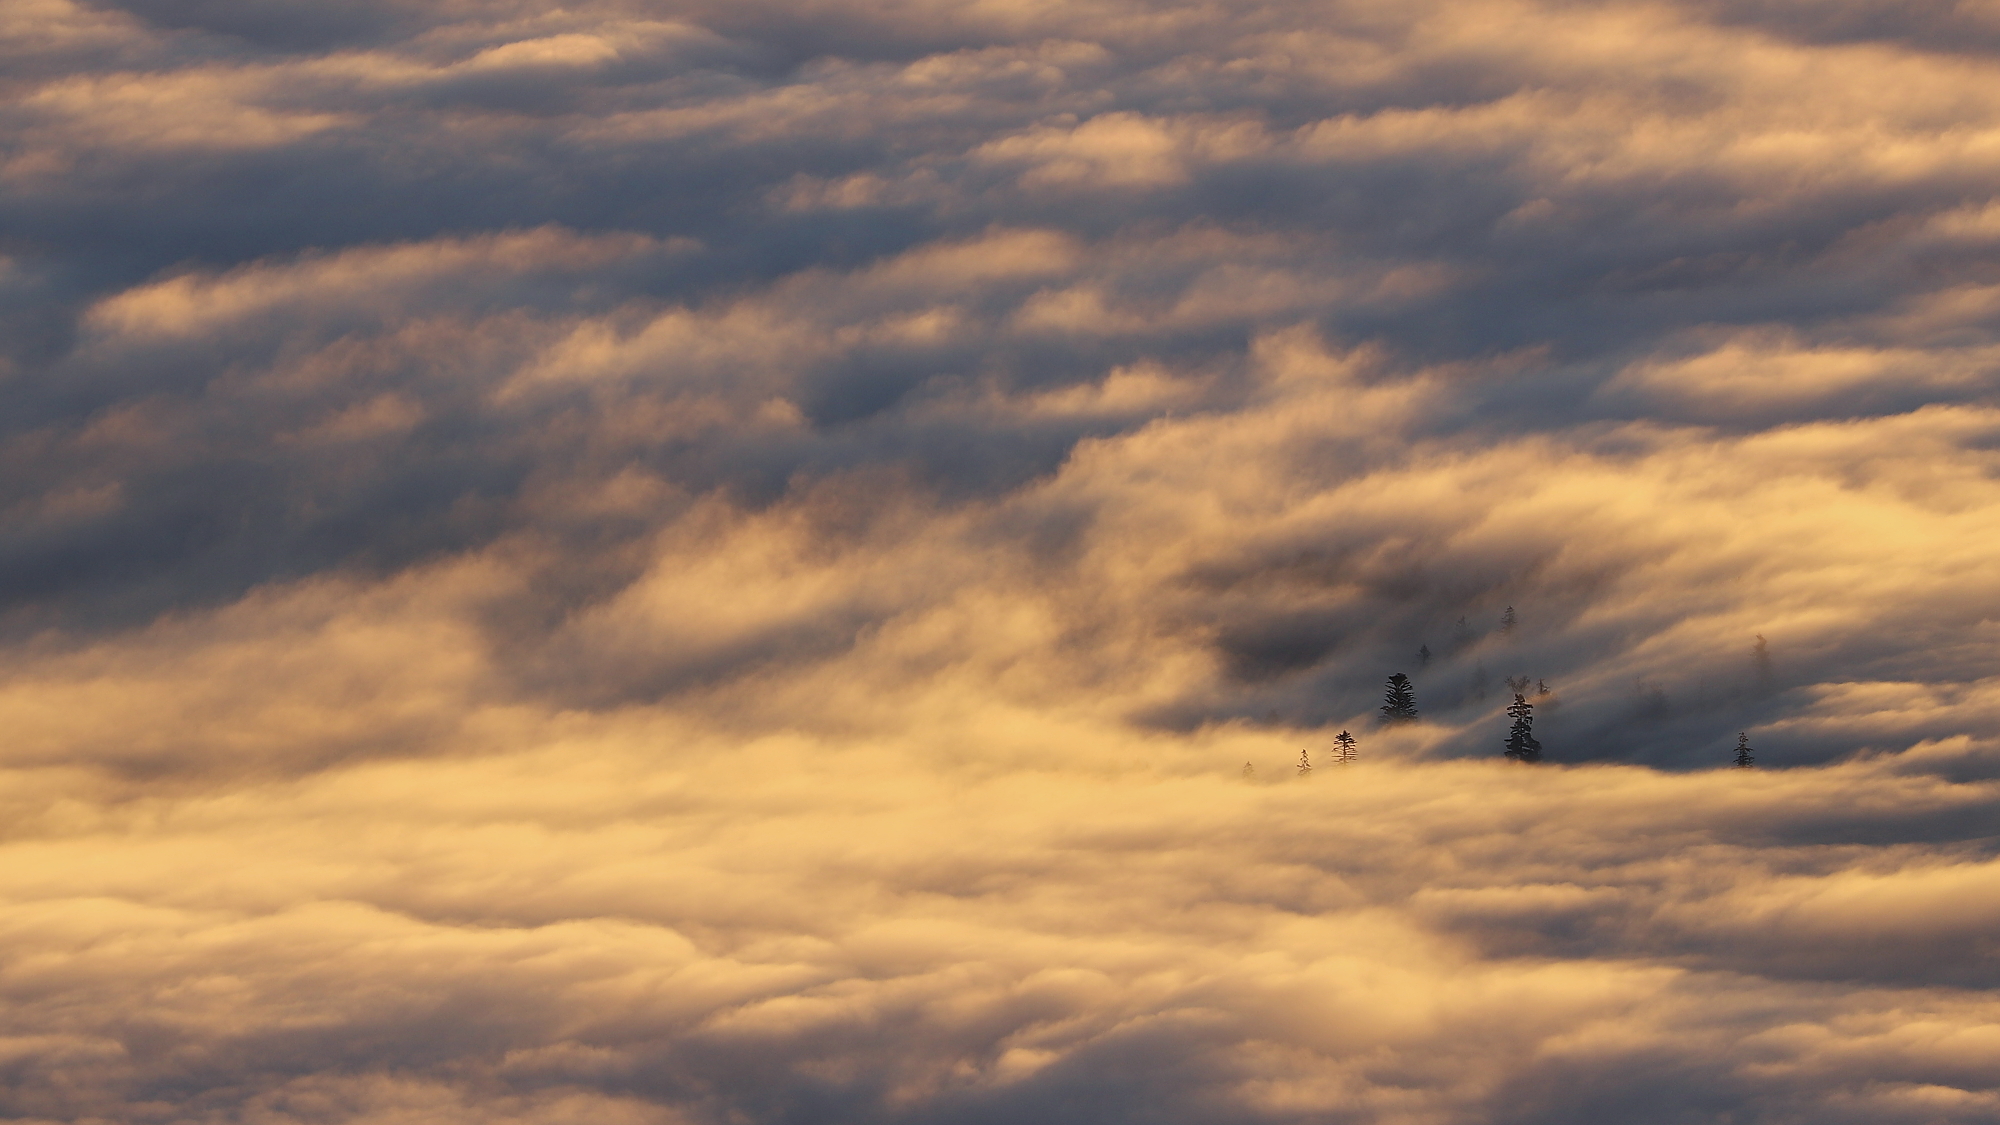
top-left (1503, 694), bottom-right (1543, 762)
top-left (1733, 733), bottom-right (1755, 769)
top-left (1297, 748), bottom-right (1312, 776)
top-left (1381, 674), bottom-right (1418, 724)
top-left (1334, 729), bottom-right (1357, 763)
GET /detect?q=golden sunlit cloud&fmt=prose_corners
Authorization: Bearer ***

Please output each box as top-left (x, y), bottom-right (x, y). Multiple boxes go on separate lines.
top-left (3, 0), bottom-right (1998, 1121)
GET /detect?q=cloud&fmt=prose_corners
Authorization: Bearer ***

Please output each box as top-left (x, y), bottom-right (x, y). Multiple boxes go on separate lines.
top-left (3, 746), bottom-right (1997, 1123)
top-left (3, 0), bottom-right (2000, 1121)
top-left (81, 227), bottom-right (690, 343)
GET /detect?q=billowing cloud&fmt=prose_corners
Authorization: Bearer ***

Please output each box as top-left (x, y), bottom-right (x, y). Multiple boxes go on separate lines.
top-left (3, 0), bottom-right (1998, 1120)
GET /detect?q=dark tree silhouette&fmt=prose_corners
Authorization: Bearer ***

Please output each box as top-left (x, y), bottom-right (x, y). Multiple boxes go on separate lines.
top-left (1334, 729), bottom-right (1357, 763)
top-left (1733, 733), bottom-right (1755, 769)
top-left (1241, 761), bottom-right (1256, 779)
top-left (1505, 674), bottom-right (1531, 694)
top-left (1500, 606), bottom-right (1518, 634)
top-left (1381, 674), bottom-right (1418, 723)
top-left (1418, 644), bottom-right (1431, 669)
top-left (1503, 694), bottom-right (1543, 762)
top-left (1297, 748), bottom-right (1312, 776)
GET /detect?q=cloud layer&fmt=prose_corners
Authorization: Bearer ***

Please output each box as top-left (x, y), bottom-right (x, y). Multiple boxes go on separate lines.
top-left (3, 0), bottom-right (1998, 1121)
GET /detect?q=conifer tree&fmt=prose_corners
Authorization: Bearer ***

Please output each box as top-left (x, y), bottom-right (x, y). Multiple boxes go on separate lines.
top-left (1503, 693), bottom-right (1543, 762)
top-left (1241, 761), bottom-right (1256, 779)
top-left (1297, 748), bottom-right (1312, 776)
top-left (1381, 674), bottom-right (1418, 723)
top-left (1500, 606), bottom-right (1518, 634)
top-left (1418, 644), bottom-right (1431, 669)
top-left (1334, 729), bottom-right (1357, 763)
top-left (1733, 733), bottom-right (1755, 769)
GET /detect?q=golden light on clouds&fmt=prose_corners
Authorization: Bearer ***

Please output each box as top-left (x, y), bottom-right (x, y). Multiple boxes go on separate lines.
top-left (2, 0), bottom-right (1998, 1121)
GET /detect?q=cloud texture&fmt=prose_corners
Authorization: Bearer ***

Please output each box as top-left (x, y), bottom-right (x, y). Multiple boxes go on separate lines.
top-left (3, 0), bottom-right (1999, 1120)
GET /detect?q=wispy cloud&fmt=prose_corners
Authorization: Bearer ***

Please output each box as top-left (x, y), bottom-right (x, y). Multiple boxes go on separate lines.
top-left (3, 0), bottom-right (1998, 1120)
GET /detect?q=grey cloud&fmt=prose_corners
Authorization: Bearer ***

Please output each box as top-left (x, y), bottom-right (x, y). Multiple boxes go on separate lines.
top-left (5, 0), bottom-right (2000, 1121)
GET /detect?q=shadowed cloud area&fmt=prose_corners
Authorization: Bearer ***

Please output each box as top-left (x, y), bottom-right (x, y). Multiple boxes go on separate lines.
top-left (3, 0), bottom-right (1999, 1121)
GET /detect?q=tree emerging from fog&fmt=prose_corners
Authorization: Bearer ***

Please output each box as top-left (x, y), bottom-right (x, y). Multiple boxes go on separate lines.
top-left (1381, 674), bottom-right (1419, 724)
top-left (1504, 694), bottom-right (1543, 762)
top-left (1734, 733), bottom-right (1756, 769)
top-left (1335, 730), bottom-right (1358, 764)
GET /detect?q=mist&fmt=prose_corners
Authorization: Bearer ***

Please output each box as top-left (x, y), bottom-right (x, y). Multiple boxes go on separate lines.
top-left (3, 0), bottom-right (1998, 1120)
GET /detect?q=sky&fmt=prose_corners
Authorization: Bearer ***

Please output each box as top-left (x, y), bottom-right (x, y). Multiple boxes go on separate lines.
top-left (2, 0), bottom-right (1999, 1121)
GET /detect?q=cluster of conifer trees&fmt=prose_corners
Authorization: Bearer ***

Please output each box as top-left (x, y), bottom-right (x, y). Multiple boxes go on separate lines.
top-left (1378, 670), bottom-right (1532, 758)
top-left (1332, 672), bottom-right (1756, 768)
top-left (1278, 670), bottom-right (1759, 773)
top-left (1274, 609), bottom-right (1765, 773)
top-left (1383, 615), bottom-right (1543, 762)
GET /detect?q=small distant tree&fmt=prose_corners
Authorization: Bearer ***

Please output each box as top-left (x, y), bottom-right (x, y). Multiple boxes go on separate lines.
top-left (1500, 606), bottom-right (1518, 634)
top-left (1381, 674), bottom-right (1418, 723)
top-left (1733, 733), bottom-right (1755, 769)
top-left (1297, 748), bottom-right (1312, 777)
top-left (1503, 693), bottom-right (1543, 762)
top-left (1505, 674), bottom-right (1531, 694)
top-left (1241, 761), bottom-right (1256, 779)
top-left (1418, 644), bottom-right (1432, 669)
top-left (1334, 729), bottom-right (1357, 764)
top-left (1536, 679), bottom-right (1551, 697)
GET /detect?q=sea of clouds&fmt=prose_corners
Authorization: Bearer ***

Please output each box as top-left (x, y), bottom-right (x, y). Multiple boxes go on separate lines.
top-left (3, 0), bottom-right (1999, 1121)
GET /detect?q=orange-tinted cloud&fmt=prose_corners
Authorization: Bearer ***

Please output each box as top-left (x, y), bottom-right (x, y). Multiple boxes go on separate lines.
top-left (4, 0), bottom-right (2000, 1120)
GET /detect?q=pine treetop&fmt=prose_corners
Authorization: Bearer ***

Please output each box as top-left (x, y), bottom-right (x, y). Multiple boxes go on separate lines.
top-left (1503, 693), bottom-right (1543, 763)
top-left (1381, 673), bottom-right (1418, 723)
